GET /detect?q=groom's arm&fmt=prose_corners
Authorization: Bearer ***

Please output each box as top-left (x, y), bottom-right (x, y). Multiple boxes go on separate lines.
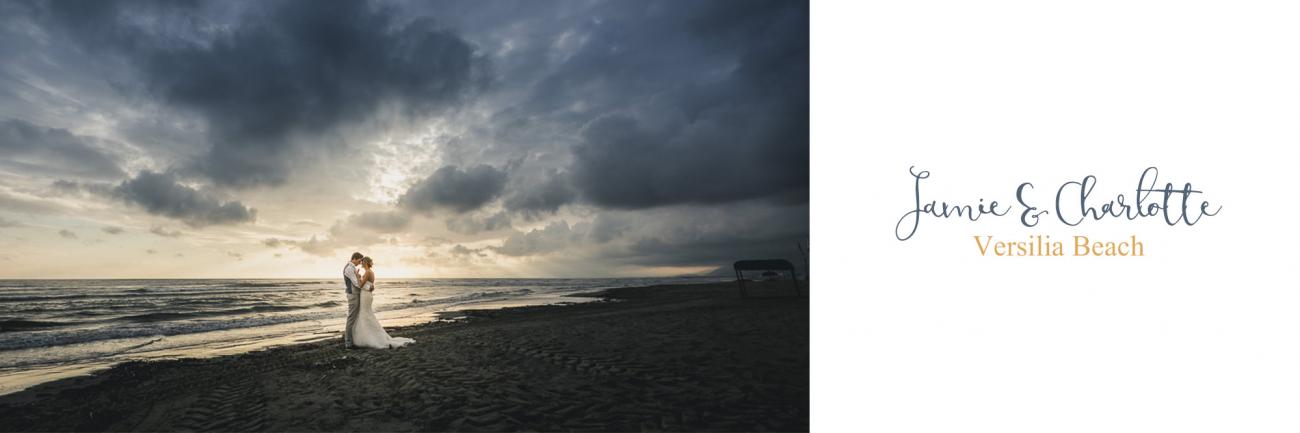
top-left (355, 268), bottom-right (367, 290)
top-left (344, 263), bottom-right (360, 288)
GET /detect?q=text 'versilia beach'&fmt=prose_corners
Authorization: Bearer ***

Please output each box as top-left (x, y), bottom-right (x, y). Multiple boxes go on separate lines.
top-left (973, 235), bottom-right (1144, 257)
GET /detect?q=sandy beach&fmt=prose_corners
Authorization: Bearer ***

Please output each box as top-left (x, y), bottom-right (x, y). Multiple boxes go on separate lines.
top-left (0, 281), bottom-right (808, 432)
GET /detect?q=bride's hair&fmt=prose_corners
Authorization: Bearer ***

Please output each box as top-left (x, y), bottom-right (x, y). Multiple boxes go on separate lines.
top-left (362, 256), bottom-right (373, 268)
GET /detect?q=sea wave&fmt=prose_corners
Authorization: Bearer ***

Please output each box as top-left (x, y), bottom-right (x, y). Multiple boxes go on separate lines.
top-left (0, 319), bottom-right (75, 332)
top-left (118, 305), bottom-right (312, 323)
top-left (0, 287), bottom-right (330, 304)
top-left (0, 287), bottom-right (562, 351)
top-left (0, 278), bottom-right (729, 352)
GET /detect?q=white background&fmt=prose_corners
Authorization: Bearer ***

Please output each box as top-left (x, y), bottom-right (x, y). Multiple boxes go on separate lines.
top-left (814, 1), bottom-right (1300, 432)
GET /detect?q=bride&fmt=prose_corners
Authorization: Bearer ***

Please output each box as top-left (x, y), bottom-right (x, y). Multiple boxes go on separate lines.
top-left (351, 256), bottom-right (415, 349)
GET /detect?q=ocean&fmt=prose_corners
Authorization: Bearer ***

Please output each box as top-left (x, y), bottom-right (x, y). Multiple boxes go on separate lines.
top-left (0, 277), bottom-right (725, 395)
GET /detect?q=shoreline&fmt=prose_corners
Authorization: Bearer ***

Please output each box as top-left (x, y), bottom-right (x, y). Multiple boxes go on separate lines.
top-left (0, 288), bottom-right (609, 397)
top-left (0, 281), bottom-right (809, 432)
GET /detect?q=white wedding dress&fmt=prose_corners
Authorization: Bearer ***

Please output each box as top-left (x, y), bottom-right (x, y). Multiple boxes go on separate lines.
top-left (352, 281), bottom-right (415, 349)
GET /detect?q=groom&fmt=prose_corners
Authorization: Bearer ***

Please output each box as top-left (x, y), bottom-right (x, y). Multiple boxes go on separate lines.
top-left (343, 252), bottom-right (364, 349)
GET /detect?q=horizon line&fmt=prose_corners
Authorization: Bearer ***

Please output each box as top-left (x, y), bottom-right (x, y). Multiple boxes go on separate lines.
top-left (0, 275), bottom-right (724, 281)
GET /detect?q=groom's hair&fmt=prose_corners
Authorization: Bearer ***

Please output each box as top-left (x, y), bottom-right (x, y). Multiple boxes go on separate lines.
top-left (351, 252), bottom-right (364, 260)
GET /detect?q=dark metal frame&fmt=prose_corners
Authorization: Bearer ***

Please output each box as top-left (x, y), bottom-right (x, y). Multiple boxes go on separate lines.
top-left (733, 259), bottom-right (801, 298)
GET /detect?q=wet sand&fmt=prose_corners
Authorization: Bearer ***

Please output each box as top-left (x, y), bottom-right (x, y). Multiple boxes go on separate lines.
top-left (0, 281), bottom-right (808, 432)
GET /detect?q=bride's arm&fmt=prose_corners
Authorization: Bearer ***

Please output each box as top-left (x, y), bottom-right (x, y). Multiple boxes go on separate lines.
top-left (367, 271), bottom-right (375, 291)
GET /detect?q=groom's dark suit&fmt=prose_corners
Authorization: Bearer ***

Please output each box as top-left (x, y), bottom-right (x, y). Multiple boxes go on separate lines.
top-left (343, 262), bottom-right (361, 348)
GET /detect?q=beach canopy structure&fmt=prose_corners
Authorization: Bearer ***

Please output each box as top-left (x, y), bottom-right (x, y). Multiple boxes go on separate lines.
top-left (732, 259), bottom-right (801, 298)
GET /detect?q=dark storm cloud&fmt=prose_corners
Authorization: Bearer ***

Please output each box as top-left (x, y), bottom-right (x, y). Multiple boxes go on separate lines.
top-left (48, 179), bottom-right (116, 199)
top-left (518, 0), bottom-right (808, 209)
top-left (114, 170), bottom-right (256, 227)
top-left (421, 236), bottom-right (452, 246)
top-left (615, 205), bottom-right (809, 267)
top-left (445, 210), bottom-right (511, 235)
top-left (623, 229), bottom-right (805, 268)
top-left (50, 180), bottom-right (80, 194)
top-left (503, 169), bottom-right (576, 219)
top-left (30, 0), bottom-right (486, 187)
top-left (2, 0), bottom-right (811, 273)
top-left (482, 203), bottom-right (806, 268)
top-left (101, 226), bottom-right (125, 235)
top-left (0, 119), bottom-right (125, 180)
top-left (285, 236), bottom-right (336, 257)
top-left (490, 221), bottom-right (578, 257)
top-left (587, 213), bottom-right (631, 243)
top-left (262, 235), bottom-right (340, 257)
top-left (346, 211), bottom-right (413, 233)
top-left (58, 229), bottom-right (76, 239)
top-left (399, 165), bottom-right (508, 213)
top-left (449, 244), bottom-right (488, 258)
top-left (571, 103), bottom-right (808, 209)
top-left (0, 188), bottom-right (65, 215)
top-left (149, 225), bottom-right (183, 238)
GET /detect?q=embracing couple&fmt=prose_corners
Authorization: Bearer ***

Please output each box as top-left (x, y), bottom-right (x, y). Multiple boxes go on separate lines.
top-left (342, 252), bottom-right (415, 349)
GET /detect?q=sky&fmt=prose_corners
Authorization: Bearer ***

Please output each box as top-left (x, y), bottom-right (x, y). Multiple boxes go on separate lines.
top-left (0, 0), bottom-right (808, 278)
